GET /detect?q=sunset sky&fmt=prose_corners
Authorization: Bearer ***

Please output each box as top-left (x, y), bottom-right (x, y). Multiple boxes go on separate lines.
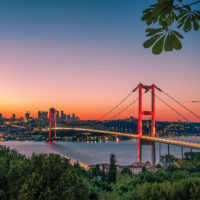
top-left (0, 0), bottom-right (200, 122)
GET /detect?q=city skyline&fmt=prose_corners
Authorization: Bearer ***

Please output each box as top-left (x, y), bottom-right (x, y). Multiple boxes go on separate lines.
top-left (0, 0), bottom-right (200, 121)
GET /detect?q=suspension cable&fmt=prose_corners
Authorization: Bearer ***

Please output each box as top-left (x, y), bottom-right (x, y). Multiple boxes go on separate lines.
top-left (151, 92), bottom-right (190, 122)
top-left (108, 92), bottom-right (145, 121)
top-left (161, 90), bottom-right (200, 119)
top-left (97, 91), bottom-right (133, 121)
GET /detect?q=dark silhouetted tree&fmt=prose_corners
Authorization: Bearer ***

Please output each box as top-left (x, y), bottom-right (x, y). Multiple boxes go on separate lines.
top-left (108, 154), bottom-right (117, 184)
top-left (101, 165), bottom-right (107, 182)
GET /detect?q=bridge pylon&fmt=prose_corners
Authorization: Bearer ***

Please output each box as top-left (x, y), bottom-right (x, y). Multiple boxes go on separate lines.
top-left (49, 108), bottom-right (57, 139)
top-left (133, 83), bottom-right (158, 166)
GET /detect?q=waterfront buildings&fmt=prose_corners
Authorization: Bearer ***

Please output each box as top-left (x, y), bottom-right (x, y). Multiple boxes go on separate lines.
top-left (88, 162), bottom-right (158, 175)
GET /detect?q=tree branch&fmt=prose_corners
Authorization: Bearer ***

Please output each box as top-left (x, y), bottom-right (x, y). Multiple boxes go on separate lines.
top-left (175, 1), bottom-right (200, 10)
top-left (188, 1), bottom-right (200, 6)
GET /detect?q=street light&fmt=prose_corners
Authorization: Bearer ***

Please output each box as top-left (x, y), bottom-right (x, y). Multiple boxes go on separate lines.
top-left (192, 101), bottom-right (200, 103)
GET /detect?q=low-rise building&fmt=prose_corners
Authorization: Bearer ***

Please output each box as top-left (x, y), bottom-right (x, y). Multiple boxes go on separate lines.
top-left (146, 166), bottom-right (158, 173)
top-left (118, 165), bottom-right (143, 175)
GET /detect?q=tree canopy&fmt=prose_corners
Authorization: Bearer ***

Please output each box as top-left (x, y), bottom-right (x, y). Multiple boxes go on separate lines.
top-left (142, 0), bottom-right (200, 55)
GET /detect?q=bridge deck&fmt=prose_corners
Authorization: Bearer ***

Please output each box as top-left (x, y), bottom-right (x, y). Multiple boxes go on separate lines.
top-left (53, 128), bottom-right (200, 149)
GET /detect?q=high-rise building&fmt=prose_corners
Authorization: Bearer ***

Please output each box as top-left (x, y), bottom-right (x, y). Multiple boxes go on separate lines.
top-left (38, 111), bottom-right (41, 119)
top-left (64, 114), bottom-right (66, 121)
top-left (61, 110), bottom-right (64, 120)
top-left (67, 114), bottom-right (71, 121)
top-left (76, 116), bottom-right (80, 121)
top-left (45, 112), bottom-right (48, 119)
top-left (12, 114), bottom-right (15, 120)
top-left (0, 113), bottom-right (2, 119)
top-left (72, 113), bottom-right (75, 121)
top-left (26, 111), bottom-right (30, 119)
top-left (57, 111), bottom-right (59, 119)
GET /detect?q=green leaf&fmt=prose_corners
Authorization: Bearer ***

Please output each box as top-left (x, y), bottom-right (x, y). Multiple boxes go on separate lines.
top-left (166, 13), bottom-right (173, 25)
top-left (146, 16), bottom-right (154, 25)
top-left (184, 5), bottom-right (191, 11)
top-left (143, 33), bottom-right (164, 48)
top-left (146, 28), bottom-right (163, 37)
top-left (177, 15), bottom-right (189, 28)
top-left (194, 11), bottom-right (200, 15)
top-left (194, 12), bottom-right (200, 21)
top-left (192, 15), bottom-right (199, 31)
top-left (152, 17), bottom-right (159, 23)
top-left (183, 15), bottom-right (192, 32)
top-left (143, 8), bottom-right (152, 13)
top-left (171, 32), bottom-right (182, 50)
top-left (172, 11), bottom-right (177, 21)
top-left (177, 10), bottom-right (188, 20)
top-left (152, 35), bottom-right (165, 55)
top-left (146, 28), bottom-right (156, 33)
top-left (142, 12), bottom-right (152, 21)
top-left (159, 20), bottom-right (168, 28)
top-left (164, 33), bottom-right (173, 52)
top-left (170, 30), bottom-right (183, 39)
top-left (152, 1), bottom-right (172, 17)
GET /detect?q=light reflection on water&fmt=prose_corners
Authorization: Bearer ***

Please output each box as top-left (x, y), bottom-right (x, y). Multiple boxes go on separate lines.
top-left (1, 137), bottom-right (200, 165)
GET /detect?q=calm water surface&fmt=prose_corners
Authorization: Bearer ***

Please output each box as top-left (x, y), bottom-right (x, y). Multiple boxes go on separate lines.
top-left (1, 137), bottom-right (200, 165)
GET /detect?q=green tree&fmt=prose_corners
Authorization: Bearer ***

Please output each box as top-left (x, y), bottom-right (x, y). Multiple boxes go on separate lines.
top-left (142, 0), bottom-right (200, 54)
top-left (156, 163), bottom-right (161, 168)
top-left (166, 163), bottom-right (178, 173)
top-left (0, 146), bottom-right (90, 200)
top-left (101, 165), bottom-right (107, 182)
top-left (95, 164), bottom-right (101, 176)
top-left (108, 154), bottom-right (117, 184)
top-left (165, 154), bottom-right (176, 162)
top-left (121, 167), bottom-right (133, 177)
top-left (142, 165), bottom-right (147, 173)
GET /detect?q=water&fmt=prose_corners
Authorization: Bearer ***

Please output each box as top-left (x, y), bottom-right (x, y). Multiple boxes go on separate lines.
top-left (1, 137), bottom-right (200, 165)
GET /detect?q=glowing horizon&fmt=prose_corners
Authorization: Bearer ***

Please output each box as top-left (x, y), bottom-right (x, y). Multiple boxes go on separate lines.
top-left (0, 0), bottom-right (200, 122)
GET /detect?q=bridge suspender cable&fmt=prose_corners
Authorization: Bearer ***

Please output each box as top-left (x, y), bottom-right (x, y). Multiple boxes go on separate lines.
top-left (108, 92), bottom-right (146, 121)
top-left (96, 91), bottom-right (133, 121)
top-left (150, 91), bottom-right (191, 123)
top-left (160, 90), bottom-right (200, 120)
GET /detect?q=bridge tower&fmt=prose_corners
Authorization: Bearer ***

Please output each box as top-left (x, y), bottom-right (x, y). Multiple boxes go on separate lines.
top-left (49, 108), bottom-right (57, 139)
top-left (133, 83), bottom-right (156, 166)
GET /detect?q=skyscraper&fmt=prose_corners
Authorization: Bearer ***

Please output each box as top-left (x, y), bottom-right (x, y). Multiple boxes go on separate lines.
top-left (38, 111), bottom-right (41, 119)
top-left (45, 112), bottom-right (48, 119)
top-left (72, 113), bottom-right (75, 121)
top-left (67, 114), bottom-right (71, 121)
top-left (64, 114), bottom-right (66, 121)
top-left (57, 111), bottom-right (59, 119)
top-left (61, 110), bottom-right (64, 120)
top-left (0, 113), bottom-right (2, 119)
top-left (26, 111), bottom-right (30, 119)
top-left (12, 114), bottom-right (15, 120)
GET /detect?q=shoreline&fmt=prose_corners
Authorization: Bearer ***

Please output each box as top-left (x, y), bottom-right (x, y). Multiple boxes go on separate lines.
top-left (50, 149), bottom-right (88, 169)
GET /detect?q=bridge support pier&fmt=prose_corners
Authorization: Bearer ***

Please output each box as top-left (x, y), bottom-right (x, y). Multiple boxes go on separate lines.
top-left (138, 138), bottom-right (142, 162)
top-left (168, 144), bottom-right (170, 155)
top-left (151, 142), bottom-right (156, 166)
top-left (191, 148), bottom-right (193, 152)
top-left (181, 146), bottom-right (183, 159)
top-left (140, 139), bottom-right (156, 166)
top-left (159, 143), bottom-right (161, 161)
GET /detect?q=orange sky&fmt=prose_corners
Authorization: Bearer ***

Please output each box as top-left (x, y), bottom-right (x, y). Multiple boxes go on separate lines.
top-left (0, 1), bottom-right (200, 122)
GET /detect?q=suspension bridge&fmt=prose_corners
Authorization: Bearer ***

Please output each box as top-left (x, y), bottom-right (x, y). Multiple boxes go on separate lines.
top-left (48, 83), bottom-right (200, 166)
